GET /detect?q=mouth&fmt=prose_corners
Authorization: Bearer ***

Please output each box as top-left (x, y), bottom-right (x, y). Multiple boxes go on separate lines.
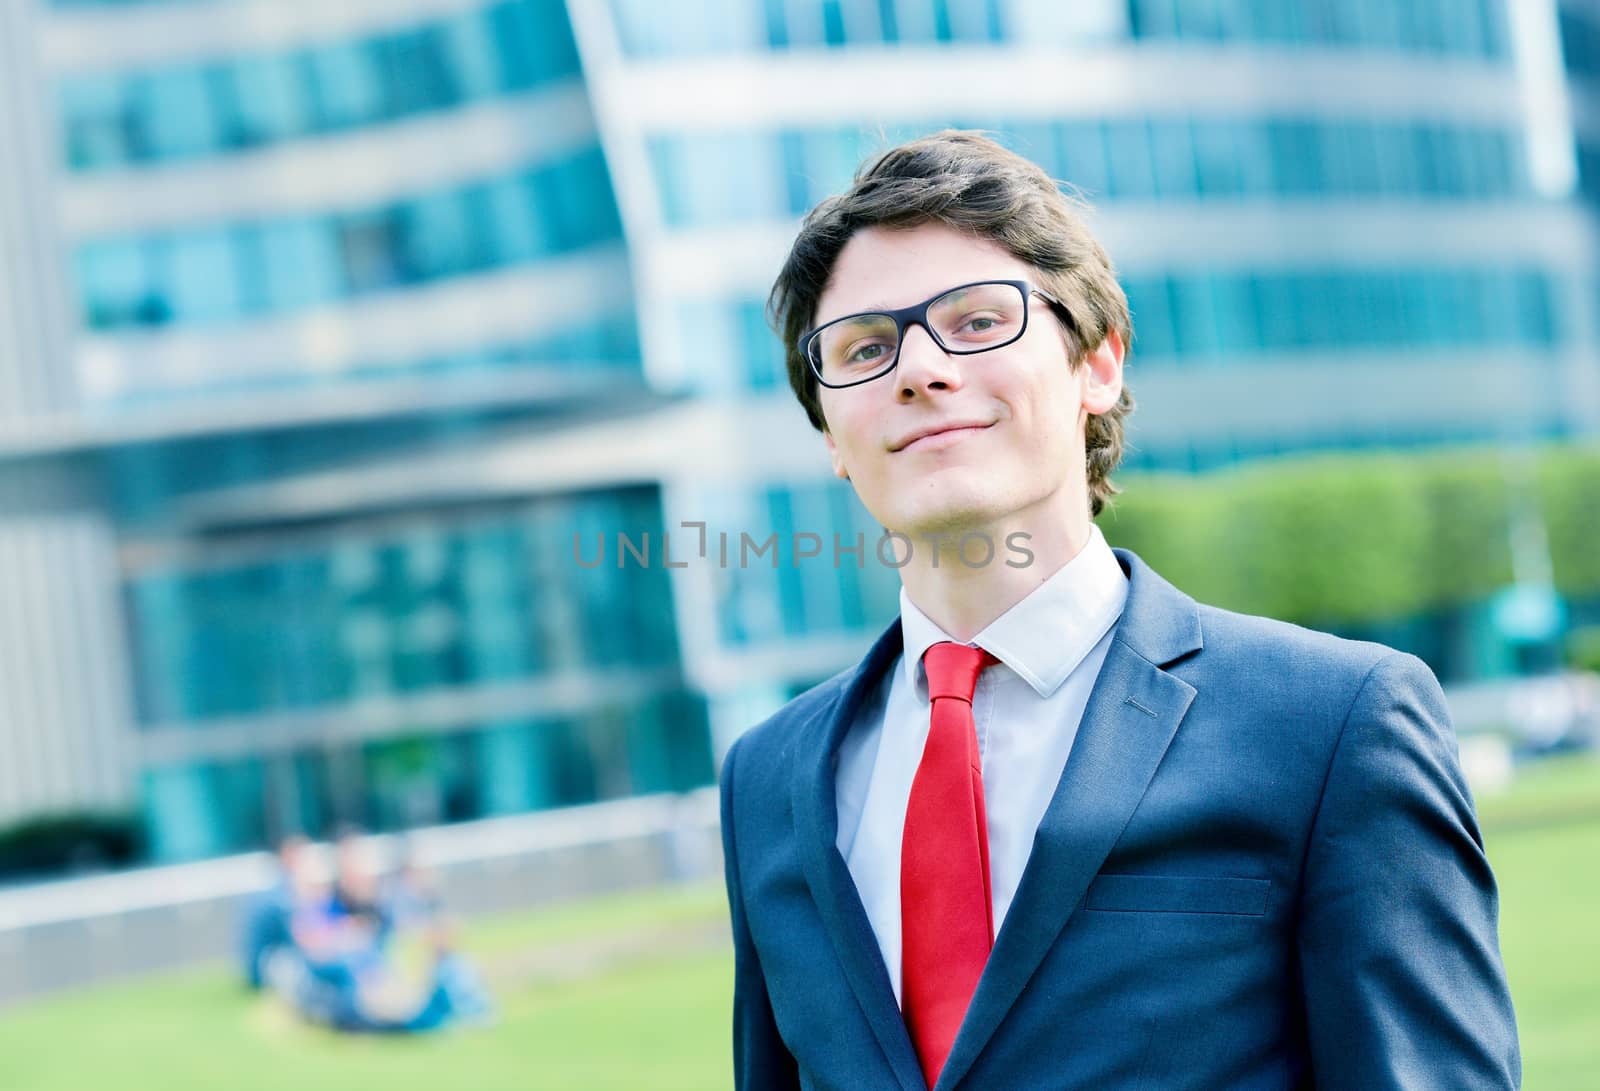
top-left (893, 422), bottom-right (995, 453)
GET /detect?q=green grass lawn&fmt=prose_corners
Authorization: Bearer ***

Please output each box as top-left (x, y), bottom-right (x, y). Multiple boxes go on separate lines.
top-left (0, 753), bottom-right (1594, 1090)
top-left (1475, 752), bottom-right (1600, 1088)
top-left (0, 880), bottom-right (737, 1091)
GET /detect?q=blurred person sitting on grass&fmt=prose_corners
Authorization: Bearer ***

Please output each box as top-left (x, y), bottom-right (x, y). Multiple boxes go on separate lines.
top-left (256, 826), bottom-right (493, 1034)
top-left (381, 834), bottom-right (445, 931)
top-left (240, 831), bottom-right (310, 991)
top-left (324, 823), bottom-right (395, 961)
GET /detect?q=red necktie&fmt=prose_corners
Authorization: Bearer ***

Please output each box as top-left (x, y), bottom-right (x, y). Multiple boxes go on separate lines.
top-left (901, 640), bottom-right (997, 1088)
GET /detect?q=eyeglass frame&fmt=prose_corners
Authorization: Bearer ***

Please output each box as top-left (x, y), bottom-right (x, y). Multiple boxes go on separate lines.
top-left (797, 278), bottom-right (1067, 390)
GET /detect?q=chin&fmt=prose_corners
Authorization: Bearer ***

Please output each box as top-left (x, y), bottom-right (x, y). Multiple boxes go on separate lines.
top-left (892, 493), bottom-right (1011, 540)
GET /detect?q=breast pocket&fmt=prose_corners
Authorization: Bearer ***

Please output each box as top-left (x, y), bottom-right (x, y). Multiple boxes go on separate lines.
top-left (1084, 873), bottom-right (1271, 916)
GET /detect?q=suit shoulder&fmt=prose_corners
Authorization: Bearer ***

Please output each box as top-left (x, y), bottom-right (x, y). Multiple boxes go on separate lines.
top-left (1174, 601), bottom-right (1444, 769)
top-left (730, 662), bottom-right (858, 779)
top-left (1189, 600), bottom-right (1412, 694)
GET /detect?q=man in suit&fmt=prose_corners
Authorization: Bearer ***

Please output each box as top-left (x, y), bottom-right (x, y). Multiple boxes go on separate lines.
top-left (718, 130), bottom-right (1521, 1089)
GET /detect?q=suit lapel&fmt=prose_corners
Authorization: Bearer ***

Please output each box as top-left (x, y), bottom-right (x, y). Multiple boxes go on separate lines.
top-left (933, 547), bottom-right (1204, 1091)
top-left (792, 617), bottom-right (927, 1091)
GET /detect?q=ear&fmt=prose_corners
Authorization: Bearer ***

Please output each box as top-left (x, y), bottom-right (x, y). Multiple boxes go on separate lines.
top-left (1080, 326), bottom-right (1125, 416)
top-left (822, 428), bottom-right (850, 480)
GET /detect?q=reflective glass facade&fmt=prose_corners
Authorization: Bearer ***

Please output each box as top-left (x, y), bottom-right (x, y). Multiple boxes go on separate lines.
top-left (50, 0), bottom-right (212, 6)
top-left (75, 146), bottom-right (624, 330)
top-left (1125, 0), bottom-right (1506, 54)
top-left (1560, 4), bottom-right (1600, 79)
top-left (141, 690), bottom-right (712, 860)
top-left (705, 479), bottom-right (901, 648)
top-left (650, 118), bottom-right (1528, 229)
top-left (1122, 266), bottom-right (1559, 358)
top-left (1563, 5), bottom-right (1600, 203)
top-left (671, 297), bottom-right (789, 393)
top-left (608, 0), bottom-right (1507, 58)
top-left (125, 484), bottom-right (711, 858)
top-left (126, 490), bottom-right (678, 724)
top-left (59, 0), bottom-right (581, 170)
top-left (13, 0), bottom-right (677, 861)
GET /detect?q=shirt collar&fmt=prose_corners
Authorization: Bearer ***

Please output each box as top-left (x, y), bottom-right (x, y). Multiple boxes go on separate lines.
top-left (899, 521), bottom-right (1130, 700)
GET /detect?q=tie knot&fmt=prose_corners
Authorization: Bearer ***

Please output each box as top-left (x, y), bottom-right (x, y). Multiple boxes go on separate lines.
top-left (923, 641), bottom-right (994, 704)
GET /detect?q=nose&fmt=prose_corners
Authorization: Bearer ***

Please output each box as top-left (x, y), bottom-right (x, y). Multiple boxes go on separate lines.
top-left (894, 321), bottom-right (964, 401)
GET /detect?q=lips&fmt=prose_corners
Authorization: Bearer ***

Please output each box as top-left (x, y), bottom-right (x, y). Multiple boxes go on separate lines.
top-left (892, 421), bottom-right (995, 452)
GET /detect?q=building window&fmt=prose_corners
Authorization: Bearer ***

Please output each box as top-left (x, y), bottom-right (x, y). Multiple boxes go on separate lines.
top-left (55, 0), bottom-right (585, 172)
top-left (75, 145), bottom-right (624, 331)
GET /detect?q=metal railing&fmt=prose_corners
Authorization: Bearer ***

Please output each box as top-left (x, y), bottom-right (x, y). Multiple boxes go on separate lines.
top-left (0, 786), bottom-right (722, 1008)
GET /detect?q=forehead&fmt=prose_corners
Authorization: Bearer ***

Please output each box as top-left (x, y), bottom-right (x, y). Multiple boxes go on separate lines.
top-left (814, 222), bottom-right (1032, 325)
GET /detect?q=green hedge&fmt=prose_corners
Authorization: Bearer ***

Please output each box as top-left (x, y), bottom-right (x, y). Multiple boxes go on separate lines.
top-left (1567, 626), bottom-right (1600, 673)
top-left (1098, 443), bottom-right (1600, 626)
top-left (1540, 446), bottom-right (1600, 596)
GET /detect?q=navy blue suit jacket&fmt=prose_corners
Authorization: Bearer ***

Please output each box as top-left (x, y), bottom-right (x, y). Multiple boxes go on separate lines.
top-left (718, 546), bottom-right (1520, 1089)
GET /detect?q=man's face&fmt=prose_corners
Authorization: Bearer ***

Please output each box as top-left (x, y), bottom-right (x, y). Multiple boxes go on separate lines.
top-left (814, 222), bottom-right (1124, 541)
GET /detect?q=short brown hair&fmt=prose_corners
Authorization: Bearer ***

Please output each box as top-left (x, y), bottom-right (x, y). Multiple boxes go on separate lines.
top-left (767, 129), bottom-right (1136, 517)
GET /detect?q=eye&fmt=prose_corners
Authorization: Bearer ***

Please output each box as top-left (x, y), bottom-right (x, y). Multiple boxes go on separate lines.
top-left (845, 341), bottom-right (893, 364)
top-left (956, 311), bottom-right (1009, 335)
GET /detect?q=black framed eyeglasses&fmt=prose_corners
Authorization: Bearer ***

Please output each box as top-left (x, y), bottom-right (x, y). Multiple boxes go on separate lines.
top-left (798, 278), bottom-right (1064, 389)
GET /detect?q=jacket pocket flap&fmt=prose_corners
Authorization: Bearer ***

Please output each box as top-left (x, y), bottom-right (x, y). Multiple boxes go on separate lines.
top-left (1085, 873), bottom-right (1271, 916)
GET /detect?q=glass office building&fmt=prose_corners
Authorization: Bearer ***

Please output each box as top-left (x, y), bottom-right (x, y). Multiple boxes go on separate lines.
top-left (0, 0), bottom-right (1596, 861)
top-left (1, 0), bottom-right (697, 862)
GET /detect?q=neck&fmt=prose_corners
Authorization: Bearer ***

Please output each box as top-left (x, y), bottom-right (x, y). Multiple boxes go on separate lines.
top-left (896, 497), bottom-right (1094, 642)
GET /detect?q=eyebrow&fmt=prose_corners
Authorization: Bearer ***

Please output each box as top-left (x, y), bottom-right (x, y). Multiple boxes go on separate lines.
top-left (831, 301), bottom-right (890, 317)
top-left (831, 292), bottom-right (928, 320)
top-left (814, 280), bottom-right (1013, 329)
top-left (866, 283), bottom-right (986, 313)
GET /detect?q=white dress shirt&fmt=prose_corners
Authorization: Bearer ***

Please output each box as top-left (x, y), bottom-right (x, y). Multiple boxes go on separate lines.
top-left (834, 521), bottom-right (1129, 1008)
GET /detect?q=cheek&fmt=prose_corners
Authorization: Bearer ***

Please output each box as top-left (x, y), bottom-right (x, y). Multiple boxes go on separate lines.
top-left (824, 409), bottom-right (873, 471)
top-left (817, 391), bottom-right (839, 432)
top-left (819, 396), bottom-right (851, 445)
top-left (1029, 360), bottom-right (1083, 433)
